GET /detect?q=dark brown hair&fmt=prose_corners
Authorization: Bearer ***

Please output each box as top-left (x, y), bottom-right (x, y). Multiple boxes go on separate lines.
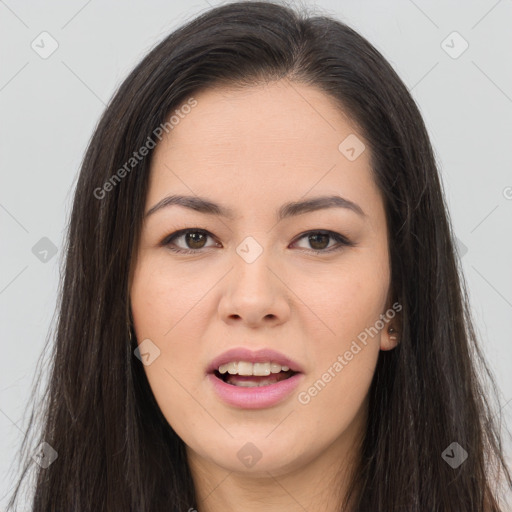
top-left (6, 1), bottom-right (511, 510)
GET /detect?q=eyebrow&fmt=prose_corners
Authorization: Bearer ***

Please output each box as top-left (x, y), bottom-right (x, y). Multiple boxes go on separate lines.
top-left (145, 194), bottom-right (366, 221)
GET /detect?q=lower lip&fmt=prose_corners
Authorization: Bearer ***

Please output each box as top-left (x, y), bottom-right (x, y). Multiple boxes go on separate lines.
top-left (207, 372), bottom-right (304, 409)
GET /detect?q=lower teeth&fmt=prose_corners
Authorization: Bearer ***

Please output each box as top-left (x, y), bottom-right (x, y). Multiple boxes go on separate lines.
top-left (231, 379), bottom-right (275, 388)
top-left (216, 370), bottom-right (294, 387)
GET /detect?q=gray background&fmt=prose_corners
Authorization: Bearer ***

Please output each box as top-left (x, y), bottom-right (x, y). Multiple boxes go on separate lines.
top-left (1, 0), bottom-right (511, 507)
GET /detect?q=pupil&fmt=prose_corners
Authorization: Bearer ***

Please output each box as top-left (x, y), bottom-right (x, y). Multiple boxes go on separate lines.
top-left (186, 232), bottom-right (206, 249)
top-left (309, 233), bottom-right (329, 250)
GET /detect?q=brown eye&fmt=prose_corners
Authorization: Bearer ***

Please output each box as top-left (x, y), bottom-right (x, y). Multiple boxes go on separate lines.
top-left (163, 228), bottom-right (353, 255)
top-left (292, 230), bottom-right (353, 253)
top-left (184, 231), bottom-right (208, 249)
top-left (162, 229), bottom-right (218, 254)
top-left (307, 233), bottom-right (330, 250)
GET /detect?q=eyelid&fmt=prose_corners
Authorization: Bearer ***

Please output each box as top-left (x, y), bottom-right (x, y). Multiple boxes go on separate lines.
top-left (161, 228), bottom-right (354, 254)
top-left (291, 229), bottom-right (353, 248)
top-left (160, 228), bottom-right (219, 250)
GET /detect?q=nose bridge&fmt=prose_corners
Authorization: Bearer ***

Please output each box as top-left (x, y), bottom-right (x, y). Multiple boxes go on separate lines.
top-left (232, 233), bottom-right (275, 294)
top-left (218, 232), bottom-right (290, 324)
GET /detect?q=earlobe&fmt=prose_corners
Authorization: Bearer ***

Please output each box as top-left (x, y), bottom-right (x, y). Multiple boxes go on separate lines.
top-left (381, 325), bottom-right (400, 351)
top-left (380, 292), bottom-right (402, 351)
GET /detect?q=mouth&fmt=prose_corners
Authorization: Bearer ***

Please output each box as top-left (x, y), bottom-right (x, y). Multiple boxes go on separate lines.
top-left (207, 355), bottom-right (304, 409)
top-left (213, 368), bottom-right (299, 388)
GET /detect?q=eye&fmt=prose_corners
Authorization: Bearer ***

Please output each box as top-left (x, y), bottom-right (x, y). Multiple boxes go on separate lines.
top-left (161, 228), bottom-right (354, 255)
top-left (291, 230), bottom-right (354, 253)
top-left (161, 228), bottom-right (219, 254)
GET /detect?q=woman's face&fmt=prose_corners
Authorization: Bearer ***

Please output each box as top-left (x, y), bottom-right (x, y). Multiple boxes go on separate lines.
top-left (130, 79), bottom-right (399, 479)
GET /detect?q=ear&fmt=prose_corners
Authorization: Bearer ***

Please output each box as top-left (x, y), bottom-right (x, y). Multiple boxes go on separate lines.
top-left (380, 293), bottom-right (402, 351)
top-left (380, 323), bottom-right (400, 351)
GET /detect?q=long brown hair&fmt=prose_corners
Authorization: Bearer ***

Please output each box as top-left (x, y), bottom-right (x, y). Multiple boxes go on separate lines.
top-left (6, 1), bottom-right (511, 510)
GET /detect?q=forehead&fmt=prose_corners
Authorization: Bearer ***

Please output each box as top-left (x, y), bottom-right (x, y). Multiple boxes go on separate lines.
top-left (147, 80), bottom-right (383, 225)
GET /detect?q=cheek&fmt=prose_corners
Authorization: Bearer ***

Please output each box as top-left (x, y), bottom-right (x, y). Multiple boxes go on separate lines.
top-left (296, 345), bottom-right (377, 452)
top-left (130, 253), bottom-right (210, 340)
top-left (298, 249), bottom-right (389, 401)
top-left (304, 256), bottom-right (389, 344)
top-left (294, 268), bottom-right (385, 435)
top-left (130, 257), bottom-right (207, 435)
top-left (130, 256), bottom-right (194, 381)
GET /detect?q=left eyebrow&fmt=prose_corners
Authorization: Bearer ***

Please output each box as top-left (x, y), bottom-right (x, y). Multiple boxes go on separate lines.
top-left (145, 194), bottom-right (366, 220)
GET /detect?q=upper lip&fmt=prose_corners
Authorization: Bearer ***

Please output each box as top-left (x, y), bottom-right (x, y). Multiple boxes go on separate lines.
top-left (207, 347), bottom-right (303, 374)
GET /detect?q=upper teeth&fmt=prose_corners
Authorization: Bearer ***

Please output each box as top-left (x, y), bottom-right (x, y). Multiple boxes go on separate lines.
top-left (218, 361), bottom-right (290, 376)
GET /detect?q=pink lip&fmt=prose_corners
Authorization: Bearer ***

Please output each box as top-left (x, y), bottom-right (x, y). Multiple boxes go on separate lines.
top-left (207, 372), bottom-right (304, 409)
top-left (206, 347), bottom-right (303, 375)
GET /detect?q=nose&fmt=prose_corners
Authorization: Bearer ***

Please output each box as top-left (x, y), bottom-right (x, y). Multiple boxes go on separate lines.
top-left (218, 250), bottom-right (291, 328)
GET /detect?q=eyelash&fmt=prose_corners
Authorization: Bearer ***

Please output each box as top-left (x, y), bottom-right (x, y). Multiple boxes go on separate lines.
top-left (160, 228), bottom-right (355, 255)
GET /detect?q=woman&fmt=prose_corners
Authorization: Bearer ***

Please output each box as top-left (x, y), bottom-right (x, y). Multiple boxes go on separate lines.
top-left (7, 1), bottom-right (511, 510)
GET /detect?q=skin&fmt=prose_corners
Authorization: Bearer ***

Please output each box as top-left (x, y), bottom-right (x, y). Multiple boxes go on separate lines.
top-left (129, 79), bottom-right (400, 512)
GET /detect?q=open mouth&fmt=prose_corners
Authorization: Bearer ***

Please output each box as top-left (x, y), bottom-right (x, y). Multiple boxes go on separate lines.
top-left (213, 369), bottom-right (298, 388)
